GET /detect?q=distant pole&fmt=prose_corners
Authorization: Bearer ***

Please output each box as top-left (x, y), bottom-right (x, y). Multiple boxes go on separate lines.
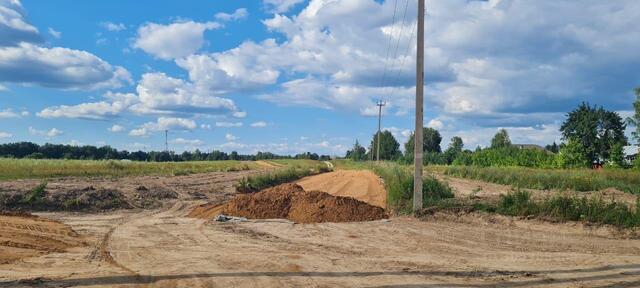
top-left (376, 100), bottom-right (386, 162)
top-left (413, 0), bottom-right (425, 212)
top-left (164, 130), bottom-right (168, 152)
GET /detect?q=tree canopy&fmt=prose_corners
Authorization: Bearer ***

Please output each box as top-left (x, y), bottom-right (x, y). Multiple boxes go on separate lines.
top-left (404, 127), bottom-right (442, 158)
top-left (369, 130), bottom-right (401, 160)
top-left (560, 102), bottom-right (627, 164)
top-left (490, 129), bottom-right (512, 149)
top-left (345, 140), bottom-right (366, 161)
top-left (627, 87), bottom-right (640, 146)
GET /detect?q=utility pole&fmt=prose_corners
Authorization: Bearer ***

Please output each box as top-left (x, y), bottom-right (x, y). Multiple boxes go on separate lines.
top-left (376, 100), bottom-right (386, 162)
top-left (164, 130), bottom-right (168, 152)
top-left (413, 0), bottom-right (425, 212)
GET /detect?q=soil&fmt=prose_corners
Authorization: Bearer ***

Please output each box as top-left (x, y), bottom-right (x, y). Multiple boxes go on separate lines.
top-left (297, 169), bottom-right (386, 208)
top-left (0, 213), bottom-right (85, 264)
top-left (1, 169), bottom-right (640, 287)
top-left (189, 183), bottom-right (388, 223)
top-left (0, 170), bottom-right (255, 212)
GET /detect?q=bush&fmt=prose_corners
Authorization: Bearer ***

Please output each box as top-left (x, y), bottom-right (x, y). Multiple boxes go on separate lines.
top-left (236, 164), bottom-right (330, 193)
top-left (452, 147), bottom-right (556, 168)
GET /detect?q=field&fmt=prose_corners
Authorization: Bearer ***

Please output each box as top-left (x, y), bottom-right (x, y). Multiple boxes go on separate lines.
top-left (1, 159), bottom-right (640, 287)
top-left (0, 158), bottom-right (260, 181)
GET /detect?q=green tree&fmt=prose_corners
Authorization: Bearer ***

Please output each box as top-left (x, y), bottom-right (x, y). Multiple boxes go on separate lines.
top-left (560, 102), bottom-right (628, 164)
top-left (444, 136), bottom-right (464, 164)
top-left (555, 139), bottom-right (590, 168)
top-left (545, 142), bottom-right (559, 153)
top-left (404, 128), bottom-right (442, 160)
top-left (490, 129), bottom-right (511, 149)
top-left (608, 142), bottom-right (625, 168)
top-left (369, 131), bottom-right (401, 160)
top-left (627, 87), bottom-right (640, 146)
top-left (346, 140), bottom-right (366, 161)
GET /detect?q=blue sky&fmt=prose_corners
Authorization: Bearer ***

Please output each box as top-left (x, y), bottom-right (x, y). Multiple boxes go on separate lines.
top-left (0, 0), bottom-right (639, 155)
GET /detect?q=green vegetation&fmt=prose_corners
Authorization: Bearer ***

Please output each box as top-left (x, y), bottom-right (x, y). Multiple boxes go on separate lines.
top-left (444, 166), bottom-right (640, 194)
top-left (20, 182), bottom-right (47, 205)
top-left (492, 190), bottom-right (640, 228)
top-left (0, 158), bottom-right (259, 181)
top-left (367, 130), bottom-right (402, 161)
top-left (236, 162), bottom-right (331, 193)
top-left (453, 146), bottom-right (556, 168)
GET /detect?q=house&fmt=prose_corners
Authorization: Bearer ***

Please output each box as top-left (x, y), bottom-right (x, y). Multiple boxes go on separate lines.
top-left (625, 146), bottom-right (638, 164)
top-left (512, 144), bottom-right (546, 151)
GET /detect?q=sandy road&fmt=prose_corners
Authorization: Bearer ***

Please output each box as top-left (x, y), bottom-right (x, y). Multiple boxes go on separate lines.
top-left (2, 169), bottom-right (640, 287)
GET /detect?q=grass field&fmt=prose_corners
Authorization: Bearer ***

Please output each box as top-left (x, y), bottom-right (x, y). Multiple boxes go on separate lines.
top-left (0, 158), bottom-right (262, 181)
top-left (442, 165), bottom-right (640, 194)
top-left (236, 160), bottom-right (331, 192)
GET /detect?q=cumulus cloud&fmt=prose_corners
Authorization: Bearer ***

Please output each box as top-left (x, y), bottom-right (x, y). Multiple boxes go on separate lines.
top-left (37, 92), bottom-right (137, 120)
top-left (0, 108), bottom-right (25, 118)
top-left (250, 121), bottom-right (268, 128)
top-left (101, 22), bottom-right (126, 32)
top-left (215, 121), bottom-right (243, 128)
top-left (263, 0), bottom-right (305, 13)
top-left (28, 127), bottom-right (62, 138)
top-left (0, 43), bottom-right (132, 90)
top-left (130, 72), bottom-right (239, 116)
top-left (133, 21), bottom-right (222, 60)
top-left (108, 124), bottom-right (125, 133)
top-left (215, 8), bottom-right (248, 21)
top-left (129, 117), bottom-right (197, 137)
top-left (225, 133), bottom-right (237, 141)
top-left (0, 131), bottom-right (11, 138)
top-left (0, 0), bottom-right (41, 46)
top-left (171, 138), bottom-right (204, 146)
top-left (0, 1), bottom-right (131, 90)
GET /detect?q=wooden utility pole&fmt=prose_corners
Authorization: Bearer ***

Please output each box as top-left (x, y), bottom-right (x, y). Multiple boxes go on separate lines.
top-left (376, 100), bottom-right (386, 162)
top-left (413, 0), bottom-right (425, 212)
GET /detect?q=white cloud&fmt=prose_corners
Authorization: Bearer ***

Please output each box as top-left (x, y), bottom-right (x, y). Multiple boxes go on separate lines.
top-left (232, 111), bottom-right (247, 118)
top-left (215, 8), bottom-right (248, 21)
top-left (101, 22), bottom-right (126, 32)
top-left (38, 93), bottom-right (136, 120)
top-left (263, 0), bottom-right (305, 13)
top-left (108, 124), bottom-right (125, 133)
top-left (250, 121), bottom-right (268, 128)
top-left (0, 84), bottom-right (7, 91)
top-left (129, 117), bottom-right (197, 137)
top-left (133, 21), bottom-right (222, 60)
top-left (0, 43), bottom-right (132, 90)
top-left (0, 131), bottom-right (11, 138)
top-left (384, 126), bottom-right (412, 145)
top-left (427, 119), bottom-right (444, 130)
top-left (200, 124), bottom-right (212, 130)
top-left (0, 0), bottom-right (41, 46)
top-left (225, 133), bottom-right (237, 141)
top-left (130, 72), bottom-right (238, 116)
top-left (68, 139), bottom-right (83, 146)
top-left (0, 108), bottom-right (20, 118)
top-left (28, 127), bottom-right (62, 138)
top-left (47, 27), bottom-right (61, 39)
top-left (216, 121), bottom-right (243, 128)
top-left (171, 138), bottom-right (204, 146)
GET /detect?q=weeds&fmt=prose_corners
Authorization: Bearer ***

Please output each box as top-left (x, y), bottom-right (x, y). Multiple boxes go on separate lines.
top-left (236, 164), bottom-right (331, 193)
top-left (20, 182), bottom-right (47, 205)
top-left (445, 166), bottom-right (640, 194)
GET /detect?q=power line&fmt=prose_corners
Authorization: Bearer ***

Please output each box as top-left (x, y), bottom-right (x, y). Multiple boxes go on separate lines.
top-left (379, 0), bottom-right (400, 91)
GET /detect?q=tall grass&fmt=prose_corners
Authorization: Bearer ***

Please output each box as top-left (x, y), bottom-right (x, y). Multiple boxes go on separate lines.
top-left (445, 166), bottom-right (640, 194)
top-left (236, 163), bottom-right (331, 193)
top-left (492, 190), bottom-right (640, 228)
top-left (0, 158), bottom-right (259, 181)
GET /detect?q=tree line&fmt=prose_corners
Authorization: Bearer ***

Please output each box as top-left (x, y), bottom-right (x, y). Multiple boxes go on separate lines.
top-left (346, 88), bottom-right (640, 169)
top-left (0, 142), bottom-right (331, 162)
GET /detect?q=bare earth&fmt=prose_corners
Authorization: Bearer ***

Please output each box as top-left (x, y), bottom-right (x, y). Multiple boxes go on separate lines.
top-left (297, 170), bottom-right (387, 208)
top-left (1, 169), bottom-right (640, 287)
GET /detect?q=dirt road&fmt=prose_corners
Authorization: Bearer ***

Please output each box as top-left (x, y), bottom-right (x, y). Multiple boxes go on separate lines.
top-left (2, 169), bottom-right (640, 287)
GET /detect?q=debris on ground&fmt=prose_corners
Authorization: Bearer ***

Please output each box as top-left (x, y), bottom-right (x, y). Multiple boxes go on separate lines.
top-left (189, 183), bottom-right (388, 223)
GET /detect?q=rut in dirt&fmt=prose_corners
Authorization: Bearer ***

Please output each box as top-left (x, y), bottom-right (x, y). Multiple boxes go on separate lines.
top-left (189, 183), bottom-right (388, 223)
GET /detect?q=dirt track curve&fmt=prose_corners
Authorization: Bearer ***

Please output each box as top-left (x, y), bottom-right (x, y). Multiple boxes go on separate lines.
top-left (2, 169), bottom-right (640, 287)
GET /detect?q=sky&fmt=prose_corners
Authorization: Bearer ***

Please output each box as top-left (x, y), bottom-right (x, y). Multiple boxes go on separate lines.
top-left (0, 0), bottom-right (639, 156)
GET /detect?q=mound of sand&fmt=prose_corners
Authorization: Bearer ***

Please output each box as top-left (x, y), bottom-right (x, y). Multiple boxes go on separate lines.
top-left (189, 183), bottom-right (387, 223)
top-left (0, 213), bottom-right (85, 264)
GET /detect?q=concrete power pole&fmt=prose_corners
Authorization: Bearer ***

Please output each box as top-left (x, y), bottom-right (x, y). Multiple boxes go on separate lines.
top-left (413, 0), bottom-right (425, 212)
top-left (376, 100), bottom-right (386, 162)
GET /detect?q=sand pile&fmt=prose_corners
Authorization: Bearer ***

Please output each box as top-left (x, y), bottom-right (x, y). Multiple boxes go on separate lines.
top-left (0, 213), bottom-right (85, 264)
top-left (189, 183), bottom-right (387, 223)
